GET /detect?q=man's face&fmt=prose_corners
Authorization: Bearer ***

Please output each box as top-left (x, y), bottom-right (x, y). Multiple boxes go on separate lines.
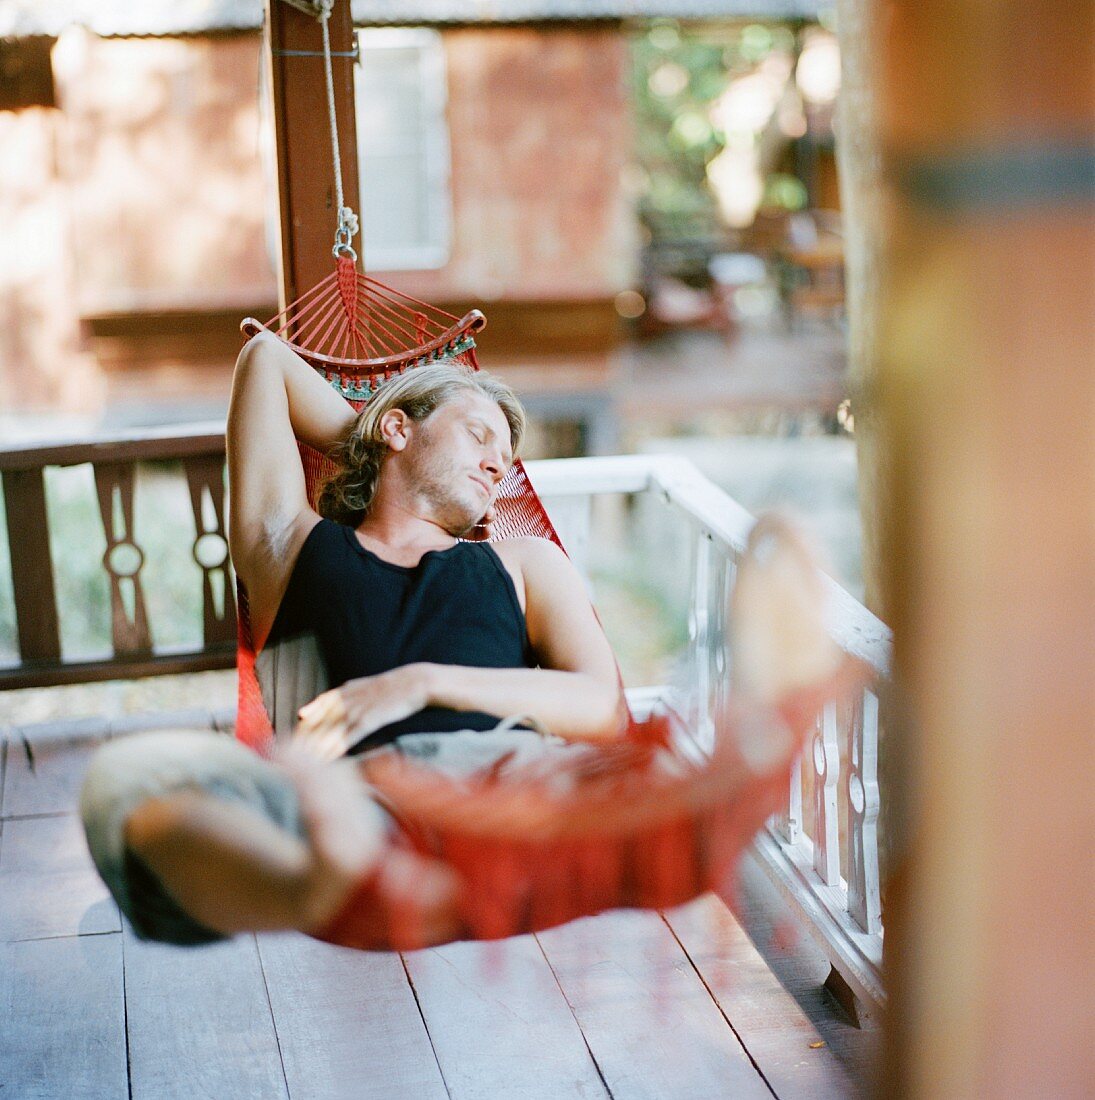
top-left (403, 391), bottom-right (514, 535)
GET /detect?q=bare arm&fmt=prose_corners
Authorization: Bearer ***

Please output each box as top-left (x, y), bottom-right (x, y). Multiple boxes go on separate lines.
top-left (296, 538), bottom-right (625, 755)
top-left (227, 330), bottom-right (358, 643)
top-left (423, 538), bottom-right (623, 739)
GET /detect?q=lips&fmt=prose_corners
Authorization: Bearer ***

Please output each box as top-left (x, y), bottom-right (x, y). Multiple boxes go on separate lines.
top-left (469, 476), bottom-right (491, 498)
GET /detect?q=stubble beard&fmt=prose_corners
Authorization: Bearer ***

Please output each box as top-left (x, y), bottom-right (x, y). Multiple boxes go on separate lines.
top-left (410, 446), bottom-right (483, 537)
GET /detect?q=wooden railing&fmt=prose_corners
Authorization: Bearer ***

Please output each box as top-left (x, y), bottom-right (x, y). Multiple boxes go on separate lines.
top-left (0, 424), bottom-right (235, 689)
top-left (0, 431), bottom-right (890, 1019)
top-left (527, 455), bottom-right (892, 1024)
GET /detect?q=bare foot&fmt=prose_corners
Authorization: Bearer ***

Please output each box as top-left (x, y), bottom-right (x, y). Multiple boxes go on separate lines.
top-left (730, 512), bottom-right (842, 710)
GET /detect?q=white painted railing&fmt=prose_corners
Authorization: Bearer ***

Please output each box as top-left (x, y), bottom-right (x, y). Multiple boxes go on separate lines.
top-left (526, 454), bottom-right (891, 1022)
top-left (0, 433), bottom-right (889, 1019)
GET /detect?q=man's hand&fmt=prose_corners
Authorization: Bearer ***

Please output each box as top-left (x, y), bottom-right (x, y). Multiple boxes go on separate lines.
top-left (296, 665), bottom-right (430, 760)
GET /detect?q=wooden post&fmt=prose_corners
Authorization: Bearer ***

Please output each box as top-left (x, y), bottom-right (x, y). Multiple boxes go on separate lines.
top-left (874, 2), bottom-right (1094, 1096)
top-left (833, 0), bottom-right (887, 620)
top-left (2, 469), bottom-right (61, 665)
top-left (264, 0), bottom-right (361, 309)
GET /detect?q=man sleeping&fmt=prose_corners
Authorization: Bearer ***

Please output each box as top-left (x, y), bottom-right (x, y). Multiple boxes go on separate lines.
top-left (80, 331), bottom-right (851, 951)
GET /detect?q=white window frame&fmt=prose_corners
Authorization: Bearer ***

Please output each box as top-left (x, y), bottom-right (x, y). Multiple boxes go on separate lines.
top-left (354, 27), bottom-right (452, 271)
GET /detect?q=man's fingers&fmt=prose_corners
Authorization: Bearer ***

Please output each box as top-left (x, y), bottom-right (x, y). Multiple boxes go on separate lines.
top-left (297, 690), bottom-right (354, 759)
top-left (299, 689), bottom-right (347, 727)
top-left (293, 719), bottom-right (352, 762)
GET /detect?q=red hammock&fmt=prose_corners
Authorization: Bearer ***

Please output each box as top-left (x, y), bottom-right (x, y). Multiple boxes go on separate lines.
top-left (234, 259), bottom-right (864, 951)
top-left (313, 663), bottom-right (863, 952)
top-left (235, 256), bottom-right (570, 753)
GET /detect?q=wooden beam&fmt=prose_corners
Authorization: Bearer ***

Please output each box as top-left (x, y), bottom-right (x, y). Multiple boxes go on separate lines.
top-left (265, 0), bottom-right (361, 310)
top-left (834, 0), bottom-right (888, 621)
top-left (874, 2), bottom-right (1094, 1096)
top-left (0, 424), bottom-right (225, 473)
top-left (0, 646), bottom-right (237, 692)
top-left (2, 469), bottom-right (61, 664)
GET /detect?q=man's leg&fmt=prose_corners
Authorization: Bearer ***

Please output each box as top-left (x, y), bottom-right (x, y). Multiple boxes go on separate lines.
top-left (80, 730), bottom-right (461, 947)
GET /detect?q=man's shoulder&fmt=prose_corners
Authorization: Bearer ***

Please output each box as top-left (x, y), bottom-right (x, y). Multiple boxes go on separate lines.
top-left (489, 535), bottom-right (565, 568)
top-left (486, 536), bottom-right (572, 598)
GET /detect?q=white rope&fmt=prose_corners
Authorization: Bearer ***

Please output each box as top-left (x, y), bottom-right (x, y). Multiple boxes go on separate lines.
top-left (315, 0), bottom-right (359, 257)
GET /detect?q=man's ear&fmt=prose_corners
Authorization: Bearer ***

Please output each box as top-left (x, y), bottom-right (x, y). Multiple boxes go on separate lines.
top-left (378, 409), bottom-right (410, 452)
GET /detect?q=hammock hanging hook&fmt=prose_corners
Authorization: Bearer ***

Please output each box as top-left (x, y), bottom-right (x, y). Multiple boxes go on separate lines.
top-left (333, 205), bottom-right (359, 259)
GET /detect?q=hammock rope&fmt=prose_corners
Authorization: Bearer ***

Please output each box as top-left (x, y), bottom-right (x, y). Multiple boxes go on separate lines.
top-left (286, 0), bottom-right (360, 261)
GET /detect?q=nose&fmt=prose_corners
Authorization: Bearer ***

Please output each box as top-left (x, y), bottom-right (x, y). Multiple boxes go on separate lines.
top-left (481, 450), bottom-right (505, 481)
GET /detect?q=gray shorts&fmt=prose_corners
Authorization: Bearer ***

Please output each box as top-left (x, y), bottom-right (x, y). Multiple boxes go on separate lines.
top-left (80, 724), bottom-right (573, 946)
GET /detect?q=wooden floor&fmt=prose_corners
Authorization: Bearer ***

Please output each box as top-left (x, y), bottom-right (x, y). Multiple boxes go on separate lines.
top-left (0, 724), bottom-right (873, 1100)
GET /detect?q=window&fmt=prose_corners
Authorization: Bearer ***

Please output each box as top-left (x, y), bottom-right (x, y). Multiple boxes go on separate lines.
top-left (0, 37), bottom-right (56, 111)
top-left (355, 28), bottom-right (451, 271)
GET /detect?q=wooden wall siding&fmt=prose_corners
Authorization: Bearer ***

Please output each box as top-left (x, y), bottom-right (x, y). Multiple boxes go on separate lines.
top-left (81, 303), bottom-right (278, 375)
top-left (1, 26), bottom-right (635, 416)
top-left (422, 298), bottom-right (623, 360)
top-left (0, 427), bottom-right (236, 690)
top-left (386, 26), bottom-right (636, 305)
top-left (56, 34), bottom-right (275, 314)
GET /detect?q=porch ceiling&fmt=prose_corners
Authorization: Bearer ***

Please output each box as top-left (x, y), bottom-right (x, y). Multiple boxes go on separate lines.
top-left (1, 0), bottom-right (823, 40)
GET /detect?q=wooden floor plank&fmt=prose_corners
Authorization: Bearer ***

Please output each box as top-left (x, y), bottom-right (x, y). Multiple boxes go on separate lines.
top-left (257, 932), bottom-right (449, 1100)
top-left (0, 812), bottom-right (119, 941)
top-left (404, 933), bottom-right (609, 1100)
top-left (125, 930), bottom-right (290, 1100)
top-left (731, 855), bottom-right (880, 1085)
top-left (665, 894), bottom-right (859, 1100)
top-left (0, 932), bottom-right (127, 1099)
top-left (2, 735), bottom-right (103, 818)
top-left (537, 910), bottom-right (773, 1100)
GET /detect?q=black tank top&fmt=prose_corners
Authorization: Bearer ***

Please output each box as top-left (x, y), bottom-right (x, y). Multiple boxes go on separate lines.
top-left (265, 518), bottom-right (532, 753)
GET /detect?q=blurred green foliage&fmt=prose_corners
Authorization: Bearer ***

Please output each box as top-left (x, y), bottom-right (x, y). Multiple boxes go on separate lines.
top-left (631, 19), bottom-right (801, 245)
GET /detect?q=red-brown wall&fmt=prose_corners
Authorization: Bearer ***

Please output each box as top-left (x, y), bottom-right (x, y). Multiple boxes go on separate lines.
top-left (385, 26), bottom-right (634, 303)
top-left (0, 25), bottom-right (635, 422)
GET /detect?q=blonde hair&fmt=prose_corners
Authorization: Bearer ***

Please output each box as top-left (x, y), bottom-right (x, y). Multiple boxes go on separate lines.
top-left (317, 362), bottom-right (526, 527)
